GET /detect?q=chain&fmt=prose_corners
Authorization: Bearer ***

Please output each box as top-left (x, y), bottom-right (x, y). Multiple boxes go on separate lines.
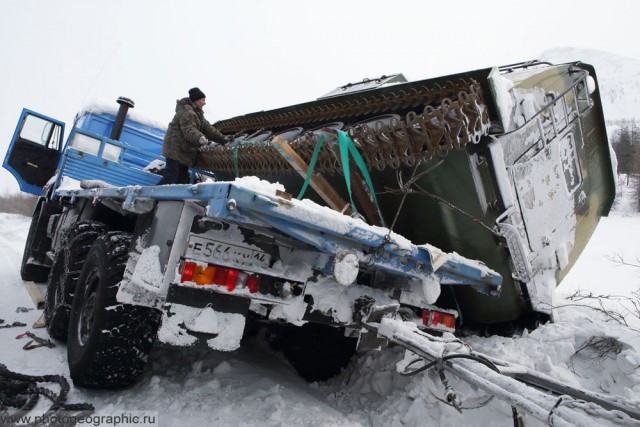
top-left (195, 79), bottom-right (490, 176)
top-left (0, 363), bottom-right (94, 424)
top-left (0, 320), bottom-right (27, 329)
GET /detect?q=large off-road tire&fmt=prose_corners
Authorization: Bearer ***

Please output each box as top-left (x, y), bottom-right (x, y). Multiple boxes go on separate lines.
top-left (67, 232), bottom-right (161, 388)
top-left (20, 202), bottom-right (49, 282)
top-left (44, 221), bottom-right (106, 341)
top-left (268, 323), bottom-right (357, 382)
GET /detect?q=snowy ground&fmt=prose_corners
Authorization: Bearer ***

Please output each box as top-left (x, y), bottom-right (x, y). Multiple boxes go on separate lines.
top-left (1, 181), bottom-right (640, 426)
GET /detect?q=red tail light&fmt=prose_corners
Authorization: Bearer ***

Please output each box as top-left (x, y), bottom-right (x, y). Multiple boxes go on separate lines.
top-left (225, 269), bottom-right (239, 291)
top-left (181, 261), bottom-right (196, 283)
top-left (247, 275), bottom-right (260, 293)
top-left (181, 260), bottom-right (263, 295)
top-left (213, 267), bottom-right (228, 285)
top-left (422, 308), bottom-right (456, 330)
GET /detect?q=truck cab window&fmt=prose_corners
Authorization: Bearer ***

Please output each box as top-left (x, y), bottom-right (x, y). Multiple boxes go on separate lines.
top-left (20, 114), bottom-right (62, 150)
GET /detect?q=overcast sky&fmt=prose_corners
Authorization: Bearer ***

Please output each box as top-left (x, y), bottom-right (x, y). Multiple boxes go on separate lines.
top-left (1, 0), bottom-right (638, 194)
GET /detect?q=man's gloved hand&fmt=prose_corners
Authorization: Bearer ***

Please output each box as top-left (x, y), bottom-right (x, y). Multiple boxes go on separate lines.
top-left (225, 135), bottom-right (235, 143)
top-left (199, 136), bottom-right (219, 149)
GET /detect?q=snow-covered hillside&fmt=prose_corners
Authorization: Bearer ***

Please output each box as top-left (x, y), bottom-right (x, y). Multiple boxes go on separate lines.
top-left (1, 182), bottom-right (639, 426)
top-left (539, 47), bottom-right (640, 122)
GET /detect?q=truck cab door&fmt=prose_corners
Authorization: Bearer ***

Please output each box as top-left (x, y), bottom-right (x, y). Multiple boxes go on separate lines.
top-left (3, 109), bottom-right (65, 195)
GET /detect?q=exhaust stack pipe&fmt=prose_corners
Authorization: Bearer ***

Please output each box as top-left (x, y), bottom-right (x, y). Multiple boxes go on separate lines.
top-left (109, 96), bottom-right (135, 141)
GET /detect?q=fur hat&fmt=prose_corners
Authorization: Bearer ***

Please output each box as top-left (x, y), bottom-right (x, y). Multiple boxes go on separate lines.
top-left (188, 87), bottom-right (206, 102)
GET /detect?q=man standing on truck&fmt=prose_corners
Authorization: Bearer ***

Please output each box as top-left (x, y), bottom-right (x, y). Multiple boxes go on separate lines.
top-left (158, 87), bottom-right (228, 185)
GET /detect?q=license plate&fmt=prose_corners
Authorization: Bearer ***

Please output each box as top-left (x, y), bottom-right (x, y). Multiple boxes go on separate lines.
top-left (185, 235), bottom-right (272, 269)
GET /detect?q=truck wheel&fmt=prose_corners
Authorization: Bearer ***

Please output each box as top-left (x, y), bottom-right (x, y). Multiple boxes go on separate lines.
top-left (20, 202), bottom-right (49, 282)
top-left (45, 221), bottom-right (106, 341)
top-left (67, 232), bottom-right (161, 388)
top-left (269, 323), bottom-right (357, 382)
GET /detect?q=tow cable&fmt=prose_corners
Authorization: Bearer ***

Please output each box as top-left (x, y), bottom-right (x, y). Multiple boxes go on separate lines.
top-left (402, 351), bottom-right (525, 426)
top-left (366, 317), bottom-right (640, 427)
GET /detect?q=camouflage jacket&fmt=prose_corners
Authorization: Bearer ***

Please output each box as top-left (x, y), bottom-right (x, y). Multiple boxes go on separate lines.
top-left (162, 98), bottom-right (226, 166)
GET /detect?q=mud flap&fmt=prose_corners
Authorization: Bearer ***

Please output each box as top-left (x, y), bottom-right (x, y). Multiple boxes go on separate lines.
top-left (158, 285), bottom-right (250, 351)
top-left (355, 301), bottom-right (399, 352)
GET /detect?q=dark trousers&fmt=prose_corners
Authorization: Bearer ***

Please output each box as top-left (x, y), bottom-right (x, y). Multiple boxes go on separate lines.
top-left (158, 158), bottom-right (190, 185)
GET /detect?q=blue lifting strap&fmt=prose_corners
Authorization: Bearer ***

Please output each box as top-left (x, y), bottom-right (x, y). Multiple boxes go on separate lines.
top-left (297, 131), bottom-right (385, 227)
top-left (233, 140), bottom-right (245, 178)
top-left (297, 135), bottom-right (326, 200)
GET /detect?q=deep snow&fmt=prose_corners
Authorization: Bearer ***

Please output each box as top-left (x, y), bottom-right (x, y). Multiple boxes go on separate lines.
top-left (0, 180), bottom-right (639, 426)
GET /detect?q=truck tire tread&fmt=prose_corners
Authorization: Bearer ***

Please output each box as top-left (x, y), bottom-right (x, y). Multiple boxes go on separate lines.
top-left (67, 232), bottom-right (161, 388)
top-left (45, 221), bottom-right (107, 341)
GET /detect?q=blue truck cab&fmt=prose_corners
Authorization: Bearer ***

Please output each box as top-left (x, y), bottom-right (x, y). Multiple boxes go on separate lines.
top-left (4, 97), bottom-right (165, 196)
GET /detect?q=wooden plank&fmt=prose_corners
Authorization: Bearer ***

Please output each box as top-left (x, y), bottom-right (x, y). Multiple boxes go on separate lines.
top-left (271, 136), bottom-right (351, 214)
top-left (349, 170), bottom-right (385, 227)
top-left (329, 144), bottom-right (385, 227)
top-left (25, 281), bottom-right (45, 310)
top-left (32, 312), bottom-right (46, 329)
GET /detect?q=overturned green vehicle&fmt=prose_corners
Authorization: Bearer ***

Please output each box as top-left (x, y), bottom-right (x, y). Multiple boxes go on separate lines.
top-left (197, 60), bottom-right (616, 328)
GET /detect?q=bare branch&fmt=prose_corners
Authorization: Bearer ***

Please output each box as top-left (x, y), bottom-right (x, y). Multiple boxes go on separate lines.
top-left (606, 252), bottom-right (640, 269)
top-left (568, 336), bottom-right (624, 374)
top-left (537, 290), bottom-right (640, 333)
